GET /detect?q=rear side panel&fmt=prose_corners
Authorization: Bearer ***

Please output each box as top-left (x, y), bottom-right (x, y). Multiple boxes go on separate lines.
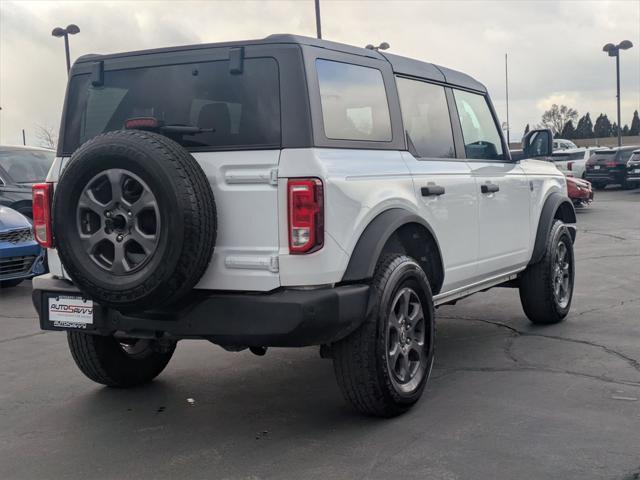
top-left (194, 150), bottom-right (281, 291)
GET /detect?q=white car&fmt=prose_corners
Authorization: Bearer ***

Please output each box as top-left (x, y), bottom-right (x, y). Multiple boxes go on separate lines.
top-left (31, 35), bottom-right (576, 417)
top-left (550, 147), bottom-right (600, 178)
top-left (553, 138), bottom-right (578, 151)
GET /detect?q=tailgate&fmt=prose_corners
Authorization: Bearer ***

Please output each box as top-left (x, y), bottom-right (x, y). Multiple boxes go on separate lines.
top-left (192, 150), bottom-right (281, 291)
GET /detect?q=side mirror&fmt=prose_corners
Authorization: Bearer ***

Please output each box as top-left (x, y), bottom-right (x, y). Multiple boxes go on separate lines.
top-left (522, 129), bottom-right (553, 158)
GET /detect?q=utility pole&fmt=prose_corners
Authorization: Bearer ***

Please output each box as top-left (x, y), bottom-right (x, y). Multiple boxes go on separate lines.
top-left (314, 0), bottom-right (322, 39)
top-left (22, 129), bottom-right (26, 146)
top-left (505, 53), bottom-right (510, 144)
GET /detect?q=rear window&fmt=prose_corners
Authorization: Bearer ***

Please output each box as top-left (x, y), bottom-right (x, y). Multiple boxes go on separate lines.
top-left (62, 58), bottom-right (281, 153)
top-left (316, 59), bottom-right (392, 142)
top-left (0, 149), bottom-right (55, 183)
top-left (552, 151), bottom-right (585, 162)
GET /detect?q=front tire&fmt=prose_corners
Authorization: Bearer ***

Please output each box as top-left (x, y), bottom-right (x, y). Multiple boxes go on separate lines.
top-left (67, 332), bottom-right (175, 387)
top-left (519, 220), bottom-right (575, 324)
top-left (332, 254), bottom-right (435, 417)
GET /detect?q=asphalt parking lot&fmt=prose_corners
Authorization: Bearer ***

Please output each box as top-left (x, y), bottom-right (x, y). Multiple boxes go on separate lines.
top-left (1, 188), bottom-right (639, 480)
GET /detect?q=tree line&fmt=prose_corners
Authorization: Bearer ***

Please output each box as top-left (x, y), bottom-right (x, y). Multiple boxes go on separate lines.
top-left (524, 105), bottom-right (640, 140)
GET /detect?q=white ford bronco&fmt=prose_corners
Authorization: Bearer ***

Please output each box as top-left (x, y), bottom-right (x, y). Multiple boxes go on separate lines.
top-left (32, 35), bottom-right (576, 417)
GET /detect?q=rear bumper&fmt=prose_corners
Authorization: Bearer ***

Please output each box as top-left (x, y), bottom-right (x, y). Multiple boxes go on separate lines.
top-left (584, 172), bottom-right (625, 184)
top-left (32, 274), bottom-right (370, 347)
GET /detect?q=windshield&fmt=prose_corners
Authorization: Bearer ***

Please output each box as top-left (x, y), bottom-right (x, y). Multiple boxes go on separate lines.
top-left (0, 149), bottom-right (55, 183)
top-left (62, 57), bottom-right (281, 153)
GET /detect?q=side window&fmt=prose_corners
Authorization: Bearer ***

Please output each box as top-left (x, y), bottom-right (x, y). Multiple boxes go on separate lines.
top-left (453, 90), bottom-right (504, 161)
top-left (316, 59), bottom-right (392, 141)
top-left (396, 77), bottom-right (455, 158)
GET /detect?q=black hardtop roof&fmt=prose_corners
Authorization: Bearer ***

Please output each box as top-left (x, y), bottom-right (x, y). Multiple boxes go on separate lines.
top-left (75, 34), bottom-right (486, 93)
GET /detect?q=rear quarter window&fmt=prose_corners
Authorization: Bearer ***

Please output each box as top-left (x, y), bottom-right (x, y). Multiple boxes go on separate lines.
top-left (62, 57), bottom-right (281, 154)
top-left (315, 59), bottom-right (392, 142)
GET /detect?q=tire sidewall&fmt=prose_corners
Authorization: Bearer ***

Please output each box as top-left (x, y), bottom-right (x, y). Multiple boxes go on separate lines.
top-left (374, 258), bottom-right (435, 405)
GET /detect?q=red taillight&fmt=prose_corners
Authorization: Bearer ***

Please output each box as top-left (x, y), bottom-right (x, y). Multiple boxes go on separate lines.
top-left (287, 178), bottom-right (324, 254)
top-left (605, 161), bottom-right (618, 168)
top-left (32, 183), bottom-right (53, 248)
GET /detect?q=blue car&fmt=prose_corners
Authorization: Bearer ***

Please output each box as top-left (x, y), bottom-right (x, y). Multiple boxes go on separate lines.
top-left (0, 206), bottom-right (46, 287)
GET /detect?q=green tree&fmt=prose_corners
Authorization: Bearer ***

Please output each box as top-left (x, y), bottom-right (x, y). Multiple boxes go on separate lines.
top-left (593, 114), bottom-right (613, 137)
top-left (622, 124), bottom-right (630, 136)
top-left (560, 120), bottom-right (576, 139)
top-left (630, 110), bottom-right (640, 135)
top-left (612, 122), bottom-right (619, 137)
top-left (539, 104), bottom-right (578, 135)
top-left (574, 113), bottom-right (593, 139)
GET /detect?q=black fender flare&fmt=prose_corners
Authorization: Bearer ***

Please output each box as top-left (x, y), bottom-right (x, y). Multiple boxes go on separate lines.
top-left (341, 208), bottom-right (443, 283)
top-left (529, 192), bottom-right (576, 265)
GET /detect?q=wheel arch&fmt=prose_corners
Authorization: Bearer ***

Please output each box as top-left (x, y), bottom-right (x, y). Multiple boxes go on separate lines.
top-left (529, 192), bottom-right (576, 266)
top-left (341, 208), bottom-right (444, 295)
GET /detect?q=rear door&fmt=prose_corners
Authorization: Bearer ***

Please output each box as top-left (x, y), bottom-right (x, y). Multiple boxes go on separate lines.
top-left (451, 89), bottom-right (531, 277)
top-left (57, 47), bottom-right (288, 291)
top-left (396, 77), bottom-right (479, 291)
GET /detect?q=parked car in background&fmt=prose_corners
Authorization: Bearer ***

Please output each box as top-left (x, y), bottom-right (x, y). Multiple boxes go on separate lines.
top-left (585, 146), bottom-right (640, 190)
top-left (626, 149), bottom-right (640, 184)
top-left (550, 147), bottom-right (599, 179)
top-left (566, 176), bottom-right (593, 207)
top-left (0, 146), bottom-right (55, 219)
top-left (553, 139), bottom-right (578, 151)
top-left (0, 206), bottom-right (46, 287)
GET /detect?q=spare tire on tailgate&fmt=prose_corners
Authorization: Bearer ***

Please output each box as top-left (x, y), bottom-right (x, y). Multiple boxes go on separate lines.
top-left (53, 130), bottom-right (216, 311)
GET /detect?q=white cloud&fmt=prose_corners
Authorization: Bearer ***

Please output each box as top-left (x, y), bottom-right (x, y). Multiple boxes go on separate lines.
top-left (0, 0), bottom-right (638, 145)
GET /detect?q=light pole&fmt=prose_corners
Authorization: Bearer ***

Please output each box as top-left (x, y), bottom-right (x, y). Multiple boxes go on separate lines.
top-left (52, 24), bottom-right (80, 75)
top-left (602, 40), bottom-right (633, 147)
top-left (314, 0), bottom-right (321, 39)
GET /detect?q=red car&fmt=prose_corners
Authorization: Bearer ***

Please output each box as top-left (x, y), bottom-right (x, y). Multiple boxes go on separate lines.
top-left (566, 175), bottom-right (593, 207)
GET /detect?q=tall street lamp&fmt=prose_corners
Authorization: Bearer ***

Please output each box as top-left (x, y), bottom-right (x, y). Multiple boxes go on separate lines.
top-left (52, 24), bottom-right (80, 75)
top-left (602, 40), bottom-right (633, 147)
top-left (314, 0), bottom-right (322, 39)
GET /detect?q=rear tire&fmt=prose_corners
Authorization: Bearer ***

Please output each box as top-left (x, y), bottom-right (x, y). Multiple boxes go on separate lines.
top-left (67, 332), bottom-right (175, 387)
top-left (593, 182), bottom-right (607, 190)
top-left (332, 254), bottom-right (435, 417)
top-left (519, 220), bottom-right (574, 325)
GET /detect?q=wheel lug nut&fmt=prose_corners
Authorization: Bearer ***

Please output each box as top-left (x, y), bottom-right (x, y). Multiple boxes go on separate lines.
top-left (116, 234), bottom-right (123, 242)
top-left (127, 211), bottom-right (132, 217)
top-left (105, 211), bottom-right (112, 218)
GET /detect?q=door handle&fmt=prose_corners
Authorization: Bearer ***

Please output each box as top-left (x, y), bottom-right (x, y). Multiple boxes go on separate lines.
top-left (481, 183), bottom-right (499, 194)
top-left (421, 185), bottom-right (446, 196)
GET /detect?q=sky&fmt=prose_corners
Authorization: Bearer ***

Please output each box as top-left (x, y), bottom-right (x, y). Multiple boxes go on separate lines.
top-left (1, 0), bottom-right (639, 147)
